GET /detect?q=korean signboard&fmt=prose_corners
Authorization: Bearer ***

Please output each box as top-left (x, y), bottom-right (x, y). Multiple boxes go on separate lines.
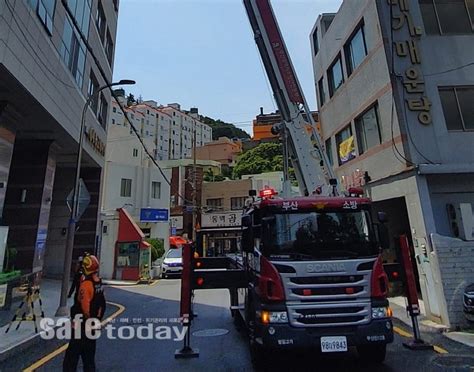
top-left (140, 208), bottom-right (169, 222)
top-left (389, 0), bottom-right (432, 126)
top-left (201, 212), bottom-right (243, 228)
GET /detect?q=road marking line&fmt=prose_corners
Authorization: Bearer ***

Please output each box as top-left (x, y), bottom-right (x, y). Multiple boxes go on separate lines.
top-left (23, 301), bottom-right (125, 372)
top-left (393, 326), bottom-right (449, 354)
top-left (393, 326), bottom-right (412, 338)
top-left (433, 345), bottom-right (449, 354)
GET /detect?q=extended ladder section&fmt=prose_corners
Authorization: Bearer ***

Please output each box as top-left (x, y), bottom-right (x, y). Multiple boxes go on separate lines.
top-left (243, 0), bottom-right (337, 196)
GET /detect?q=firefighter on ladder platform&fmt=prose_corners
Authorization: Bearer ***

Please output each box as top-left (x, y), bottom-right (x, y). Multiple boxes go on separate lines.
top-left (63, 254), bottom-right (106, 372)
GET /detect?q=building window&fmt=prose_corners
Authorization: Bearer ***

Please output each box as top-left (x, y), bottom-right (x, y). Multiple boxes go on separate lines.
top-left (87, 71), bottom-right (99, 113)
top-left (325, 138), bottom-right (333, 166)
top-left (231, 197), bottom-right (247, 210)
top-left (66, 0), bottom-right (91, 36)
top-left (96, 0), bottom-right (106, 43)
top-left (113, 107), bottom-right (117, 113)
top-left (98, 95), bottom-right (108, 128)
top-left (318, 77), bottom-right (326, 106)
top-left (355, 104), bottom-right (382, 154)
top-left (335, 125), bottom-right (355, 165)
top-left (120, 178), bottom-right (132, 197)
top-left (132, 148), bottom-right (138, 157)
top-left (344, 22), bottom-right (367, 76)
top-left (151, 182), bottom-right (161, 199)
top-left (60, 17), bottom-right (86, 88)
top-left (27, 0), bottom-right (56, 35)
top-left (419, 0), bottom-right (473, 35)
top-left (328, 55), bottom-right (344, 97)
top-left (112, 119), bottom-right (115, 124)
top-left (312, 28), bottom-right (319, 55)
top-left (206, 198), bottom-right (223, 209)
top-left (439, 86), bottom-right (474, 131)
top-left (105, 31), bottom-right (114, 65)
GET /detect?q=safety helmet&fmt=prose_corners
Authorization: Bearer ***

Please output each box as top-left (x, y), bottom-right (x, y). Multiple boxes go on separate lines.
top-left (82, 255), bottom-right (99, 275)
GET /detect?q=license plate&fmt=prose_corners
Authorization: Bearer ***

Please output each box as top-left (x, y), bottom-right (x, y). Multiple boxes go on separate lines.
top-left (320, 336), bottom-right (348, 353)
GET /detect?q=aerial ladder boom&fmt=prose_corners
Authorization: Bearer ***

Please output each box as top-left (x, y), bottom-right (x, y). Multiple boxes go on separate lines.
top-left (243, 0), bottom-right (337, 196)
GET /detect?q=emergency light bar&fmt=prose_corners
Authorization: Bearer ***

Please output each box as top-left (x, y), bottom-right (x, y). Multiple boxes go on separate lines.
top-left (259, 187), bottom-right (278, 199)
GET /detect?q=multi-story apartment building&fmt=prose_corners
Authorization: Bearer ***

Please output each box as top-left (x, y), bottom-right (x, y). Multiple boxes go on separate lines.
top-left (311, 0), bottom-right (474, 328)
top-left (161, 104), bottom-right (213, 160)
top-left (109, 97), bottom-right (212, 161)
top-left (0, 0), bottom-right (119, 276)
top-left (100, 119), bottom-right (171, 279)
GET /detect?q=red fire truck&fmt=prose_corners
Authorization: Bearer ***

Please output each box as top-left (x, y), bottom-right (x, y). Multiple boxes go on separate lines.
top-left (181, 0), bottom-right (394, 367)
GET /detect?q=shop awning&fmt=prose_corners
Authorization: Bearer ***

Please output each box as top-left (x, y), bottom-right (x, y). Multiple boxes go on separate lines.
top-left (170, 235), bottom-right (188, 246)
top-left (117, 208), bottom-right (145, 242)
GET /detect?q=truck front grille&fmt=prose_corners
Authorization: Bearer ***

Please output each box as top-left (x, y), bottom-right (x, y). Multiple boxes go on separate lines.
top-left (276, 258), bottom-right (376, 328)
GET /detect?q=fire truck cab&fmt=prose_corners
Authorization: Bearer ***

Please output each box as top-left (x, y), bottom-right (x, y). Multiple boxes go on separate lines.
top-left (237, 191), bottom-right (393, 365)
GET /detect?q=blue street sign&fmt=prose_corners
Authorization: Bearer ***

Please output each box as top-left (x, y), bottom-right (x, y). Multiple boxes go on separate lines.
top-left (171, 227), bottom-right (177, 235)
top-left (140, 208), bottom-right (169, 222)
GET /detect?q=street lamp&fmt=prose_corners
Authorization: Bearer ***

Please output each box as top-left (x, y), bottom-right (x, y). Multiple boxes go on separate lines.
top-left (56, 79), bottom-right (135, 316)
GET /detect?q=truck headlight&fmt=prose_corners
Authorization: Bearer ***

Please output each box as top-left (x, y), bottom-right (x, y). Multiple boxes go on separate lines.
top-left (258, 311), bottom-right (288, 324)
top-left (372, 307), bottom-right (392, 319)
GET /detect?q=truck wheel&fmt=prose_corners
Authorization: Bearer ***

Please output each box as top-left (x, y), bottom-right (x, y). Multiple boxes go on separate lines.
top-left (357, 344), bottom-right (387, 363)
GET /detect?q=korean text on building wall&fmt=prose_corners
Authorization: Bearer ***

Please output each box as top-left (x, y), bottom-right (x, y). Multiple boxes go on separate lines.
top-left (389, 0), bottom-right (432, 125)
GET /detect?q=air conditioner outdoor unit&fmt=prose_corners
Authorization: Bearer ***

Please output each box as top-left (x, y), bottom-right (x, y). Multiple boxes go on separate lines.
top-left (446, 203), bottom-right (474, 241)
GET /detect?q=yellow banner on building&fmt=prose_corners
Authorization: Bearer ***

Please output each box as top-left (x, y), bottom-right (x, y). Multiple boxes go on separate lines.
top-left (339, 136), bottom-right (355, 163)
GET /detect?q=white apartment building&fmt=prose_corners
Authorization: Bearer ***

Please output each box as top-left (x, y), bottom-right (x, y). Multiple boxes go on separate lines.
top-left (311, 0), bottom-right (474, 328)
top-left (161, 104), bottom-right (213, 159)
top-left (109, 98), bottom-right (212, 161)
top-left (100, 116), bottom-right (171, 279)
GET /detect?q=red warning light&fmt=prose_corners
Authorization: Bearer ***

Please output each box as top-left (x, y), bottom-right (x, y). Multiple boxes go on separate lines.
top-left (302, 289), bottom-right (312, 296)
top-left (197, 277), bottom-right (204, 286)
top-left (259, 187), bottom-right (278, 199)
top-left (347, 187), bottom-right (364, 197)
top-left (392, 271), bottom-right (399, 279)
top-left (345, 287), bottom-right (355, 294)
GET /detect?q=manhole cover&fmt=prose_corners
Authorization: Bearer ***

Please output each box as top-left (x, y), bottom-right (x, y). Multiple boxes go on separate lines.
top-left (193, 328), bottom-right (229, 337)
top-left (433, 355), bottom-right (474, 369)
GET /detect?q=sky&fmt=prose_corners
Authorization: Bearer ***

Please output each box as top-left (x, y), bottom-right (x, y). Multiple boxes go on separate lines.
top-left (113, 0), bottom-right (343, 136)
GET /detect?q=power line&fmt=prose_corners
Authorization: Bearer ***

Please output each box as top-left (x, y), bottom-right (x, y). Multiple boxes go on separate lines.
top-left (424, 61), bottom-right (474, 77)
top-left (57, 0), bottom-right (194, 206)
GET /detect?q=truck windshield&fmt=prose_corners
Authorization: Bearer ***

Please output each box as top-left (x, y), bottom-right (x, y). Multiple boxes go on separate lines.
top-left (267, 211), bottom-right (378, 260)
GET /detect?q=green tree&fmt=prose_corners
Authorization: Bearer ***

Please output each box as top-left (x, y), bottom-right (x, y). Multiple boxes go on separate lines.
top-left (200, 116), bottom-right (251, 140)
top-left (233, 143), bottom-right (283, 178)
top-left (232, 143), bottom-right (298, 186)
top-left (146, 238), bottom-right (165, 262)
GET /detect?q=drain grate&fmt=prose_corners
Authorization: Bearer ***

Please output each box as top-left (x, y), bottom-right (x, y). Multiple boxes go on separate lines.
top-left (192, 328), bottom-right (229, 337)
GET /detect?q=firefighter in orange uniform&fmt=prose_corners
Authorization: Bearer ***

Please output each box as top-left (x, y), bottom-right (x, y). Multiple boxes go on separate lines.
top-left (63, 254), bottom-right (106, 372)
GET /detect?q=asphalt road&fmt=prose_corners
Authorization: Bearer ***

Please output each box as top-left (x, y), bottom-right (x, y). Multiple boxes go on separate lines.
top-left (2, 279), bottom-right (474, 372)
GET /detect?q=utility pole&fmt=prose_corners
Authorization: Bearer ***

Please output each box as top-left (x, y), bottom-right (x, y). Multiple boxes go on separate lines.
top-left (56, 79), bottom-right (135, 316)
top-left (192, 120), bottom-right (197, 242)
